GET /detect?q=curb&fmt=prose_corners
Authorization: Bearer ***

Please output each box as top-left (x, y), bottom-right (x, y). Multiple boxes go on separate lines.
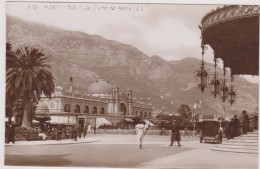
top-left (5, 139), bottom-right (101, 146)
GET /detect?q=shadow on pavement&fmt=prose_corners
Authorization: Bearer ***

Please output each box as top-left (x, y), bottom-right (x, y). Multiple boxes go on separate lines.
top-left (5, 154), bottom-right (72, 166)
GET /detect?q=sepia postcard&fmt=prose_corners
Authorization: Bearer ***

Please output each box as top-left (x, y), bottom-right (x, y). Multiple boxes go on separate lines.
top-left (2, 0), bottom-right (259, 169)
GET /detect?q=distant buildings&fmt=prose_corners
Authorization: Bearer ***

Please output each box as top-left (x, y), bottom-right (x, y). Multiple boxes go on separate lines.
top-left (35, 76), bottom-right (153, 128)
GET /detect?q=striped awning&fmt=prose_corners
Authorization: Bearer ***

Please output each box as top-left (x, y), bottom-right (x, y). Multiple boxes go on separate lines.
top-left (96, 117), bottom-right (112, 128)
top-left (49, 116), bottom-right (77, 125)
top-left (124, 118), bottom-right (134, 122)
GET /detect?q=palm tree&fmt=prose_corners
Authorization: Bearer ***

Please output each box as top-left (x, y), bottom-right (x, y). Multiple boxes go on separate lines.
top-left (6, 42), bottom-right (14, 122)
top-left (6, 45), bottom-right (55, 127)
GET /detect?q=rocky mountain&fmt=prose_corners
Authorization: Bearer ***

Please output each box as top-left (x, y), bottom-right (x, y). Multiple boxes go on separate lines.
top-left (6, 15), bottom-right (259, 116)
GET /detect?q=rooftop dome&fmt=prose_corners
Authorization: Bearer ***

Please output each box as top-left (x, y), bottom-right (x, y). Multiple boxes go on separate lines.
top-left (87, 76), bottom-right (112, 94)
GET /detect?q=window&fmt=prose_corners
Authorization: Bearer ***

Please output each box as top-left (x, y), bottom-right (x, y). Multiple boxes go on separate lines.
top-left (100, 107), bottom-right (105, 114)
top-left (92, 106), bottom-right (97, 114)
top-left (119, 103), bottom-right (127, 115)
top-left (74, 105), bottom-right (80, 113)
top-left (84, 106), bottom-right (89, 113)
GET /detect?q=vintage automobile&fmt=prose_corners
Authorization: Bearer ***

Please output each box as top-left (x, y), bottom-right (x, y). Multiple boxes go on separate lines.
top-left (198, 115), bottom-right (222, 144)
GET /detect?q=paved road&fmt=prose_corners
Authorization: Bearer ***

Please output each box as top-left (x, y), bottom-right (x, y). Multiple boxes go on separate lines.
top-left (5, 135), bottom-right (258, 168)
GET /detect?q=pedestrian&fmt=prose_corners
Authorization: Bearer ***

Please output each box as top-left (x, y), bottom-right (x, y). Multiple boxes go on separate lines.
top-left (66, 128), bottom-right (70, 139)
top-left (160, 127), bottom-right (165, 136)
top-left (57, 124), bottom-right (62, 141)
top-left (93, 126), bottom-right (96, 135)
top-left (6, 123), bottom-right (15, 144)
top-left (169, 121), bottom-right (181, 147)
top-left (224, 121), bottom-right (231, 140)
top-left (228, 117), bottom-right (235, 139)
top-left (240, 110), bottom-right (249, 134)
top-left (233, 115), bottom-right (240, 137)
top-left (51, 128), bottom-right (55, 140)
top-left (78, 124), bottom-right (82, 139)
top-left (184, 126), bottom-right (188, 137)
top-left (216, 127), bottom-right (223, 143)
top-left (73, 125), bottom-right (78, 141)
top-left (24, 128), bottom-right (30, 141)
top-left (83, 124), bottom-right (88, 138)
top-left (135, 121), bottom-right (146, 149)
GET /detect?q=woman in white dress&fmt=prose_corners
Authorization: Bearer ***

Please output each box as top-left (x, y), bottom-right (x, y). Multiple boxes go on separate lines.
top-left (135, 121), bottom-right (146, 149)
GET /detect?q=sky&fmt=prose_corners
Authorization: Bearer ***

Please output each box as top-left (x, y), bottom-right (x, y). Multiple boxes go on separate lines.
top-left (5, 1), bottom-right (259, 83)
top-left (6, 2), bottom-right (217, 61)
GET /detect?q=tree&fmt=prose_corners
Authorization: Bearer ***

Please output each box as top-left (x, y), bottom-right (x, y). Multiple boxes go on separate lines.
top-left (177, 104), bottom-right (192, 127)
top-left (177, 104), bottom-right (191, 120)
top-left (6, 42), bottom-right (17, 122)
top-left (6, 45), bottom-right (55, 127)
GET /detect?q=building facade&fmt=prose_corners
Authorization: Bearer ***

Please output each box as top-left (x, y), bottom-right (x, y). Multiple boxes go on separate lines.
top-left (35, 76), bottom-right (153, 128)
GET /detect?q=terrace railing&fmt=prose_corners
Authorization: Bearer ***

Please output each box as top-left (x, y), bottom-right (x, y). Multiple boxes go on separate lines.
top-left (201, 5), bottom-right (260, 32)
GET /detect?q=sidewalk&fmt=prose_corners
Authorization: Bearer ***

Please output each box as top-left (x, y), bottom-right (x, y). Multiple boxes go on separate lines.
top-left (138, 141), bottom-right (258, 169)
top-left (5, 137), bottom-right (101, 146)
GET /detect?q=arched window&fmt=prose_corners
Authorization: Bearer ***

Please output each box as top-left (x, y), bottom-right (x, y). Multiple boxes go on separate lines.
top-left (64, 103), bottom-right (71, 112)
top-left (140, 112), bottom-right (143, 117)
top-left (113, 90), bottom-right (116, 96)
top-left (119, 103), bottom-right (127, 115)
top-left (92, 106), bottom-right (97, 114)
top-left (84, 106), bottom-right (89, 114)
top-left (100, 107), bottom-right (105, 114)
top-left (149, 112), bottom-right (151, 117)
top-left (74, 105), bottom-right (80, 113)
top-left (144, 112), bottom-right (147, 117)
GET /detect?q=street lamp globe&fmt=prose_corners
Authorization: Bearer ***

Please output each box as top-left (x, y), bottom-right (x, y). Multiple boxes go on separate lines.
top-left (210, 78), bottom-right (220, 96)
top-left (221, 85), bottom-right (229, 102)
top-left (196, 66), bottom-right (208, 92)
top-left (228, 88), bottom-right (236, 105)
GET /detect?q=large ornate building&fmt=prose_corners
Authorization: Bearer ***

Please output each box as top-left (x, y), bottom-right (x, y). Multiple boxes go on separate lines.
top-left (35, 76), bottom-right (153, 128)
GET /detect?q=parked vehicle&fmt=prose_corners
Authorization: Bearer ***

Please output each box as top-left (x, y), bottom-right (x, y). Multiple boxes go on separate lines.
top-left (198, 115), bottom-right (222, 144)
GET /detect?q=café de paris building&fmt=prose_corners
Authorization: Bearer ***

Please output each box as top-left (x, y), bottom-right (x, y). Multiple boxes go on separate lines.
top-left (35, 76), bottom-right (153, 128)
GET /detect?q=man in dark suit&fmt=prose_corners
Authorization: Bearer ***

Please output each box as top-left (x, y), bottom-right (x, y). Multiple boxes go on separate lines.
top-left (57, 125), bottom-right (62, 141)
top-left (6, 123), bottom-right (15, 144)
top-left (241, 110), bottom-right (249, 134)
top-left (78, 124), bottom-right (82, 139)
top-left (169, 121), bottom-right (181, 147)
top-left (73, 126), bottom-right (78, 141)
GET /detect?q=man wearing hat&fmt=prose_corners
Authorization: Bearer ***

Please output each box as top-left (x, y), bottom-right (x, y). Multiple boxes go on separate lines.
top-left (240, 110), bottom-right (249, 134)
top-left (169, 121), bottom-right (181, 147)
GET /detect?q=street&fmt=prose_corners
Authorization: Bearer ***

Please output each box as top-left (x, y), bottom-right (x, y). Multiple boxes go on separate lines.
top-left (5, 135), bottom-right (258, 168)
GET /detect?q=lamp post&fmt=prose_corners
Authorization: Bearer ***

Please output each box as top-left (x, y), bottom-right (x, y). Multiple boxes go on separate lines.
top-left (192, 110), bottom-right (198, 132)
top-left (195, 45), bottom-right (209, 92)
top-left (210, 57), bottom-right (221, 98)
top-left (123, 104), bottom-right (125, 129)
top-left (228, 75), bottom-right (236, 105)
top-left (148, 112), bottom-right (151, 129)
top-left (221, 68), bottom-right (229, 103)
top-left (168, 113), bottom-right (173, 125)
top-left (65, 103), bottom-right (71, 125)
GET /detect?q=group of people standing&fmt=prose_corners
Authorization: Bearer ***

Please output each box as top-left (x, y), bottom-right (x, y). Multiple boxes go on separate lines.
top-left (56, 124), bottom-right (88, 141)
top-left (224, 110), bottom-right (250, 139)
top-left (135, 120), bottom-right (181, 149)
top-left (135, 110), bottom-right (252, 149)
